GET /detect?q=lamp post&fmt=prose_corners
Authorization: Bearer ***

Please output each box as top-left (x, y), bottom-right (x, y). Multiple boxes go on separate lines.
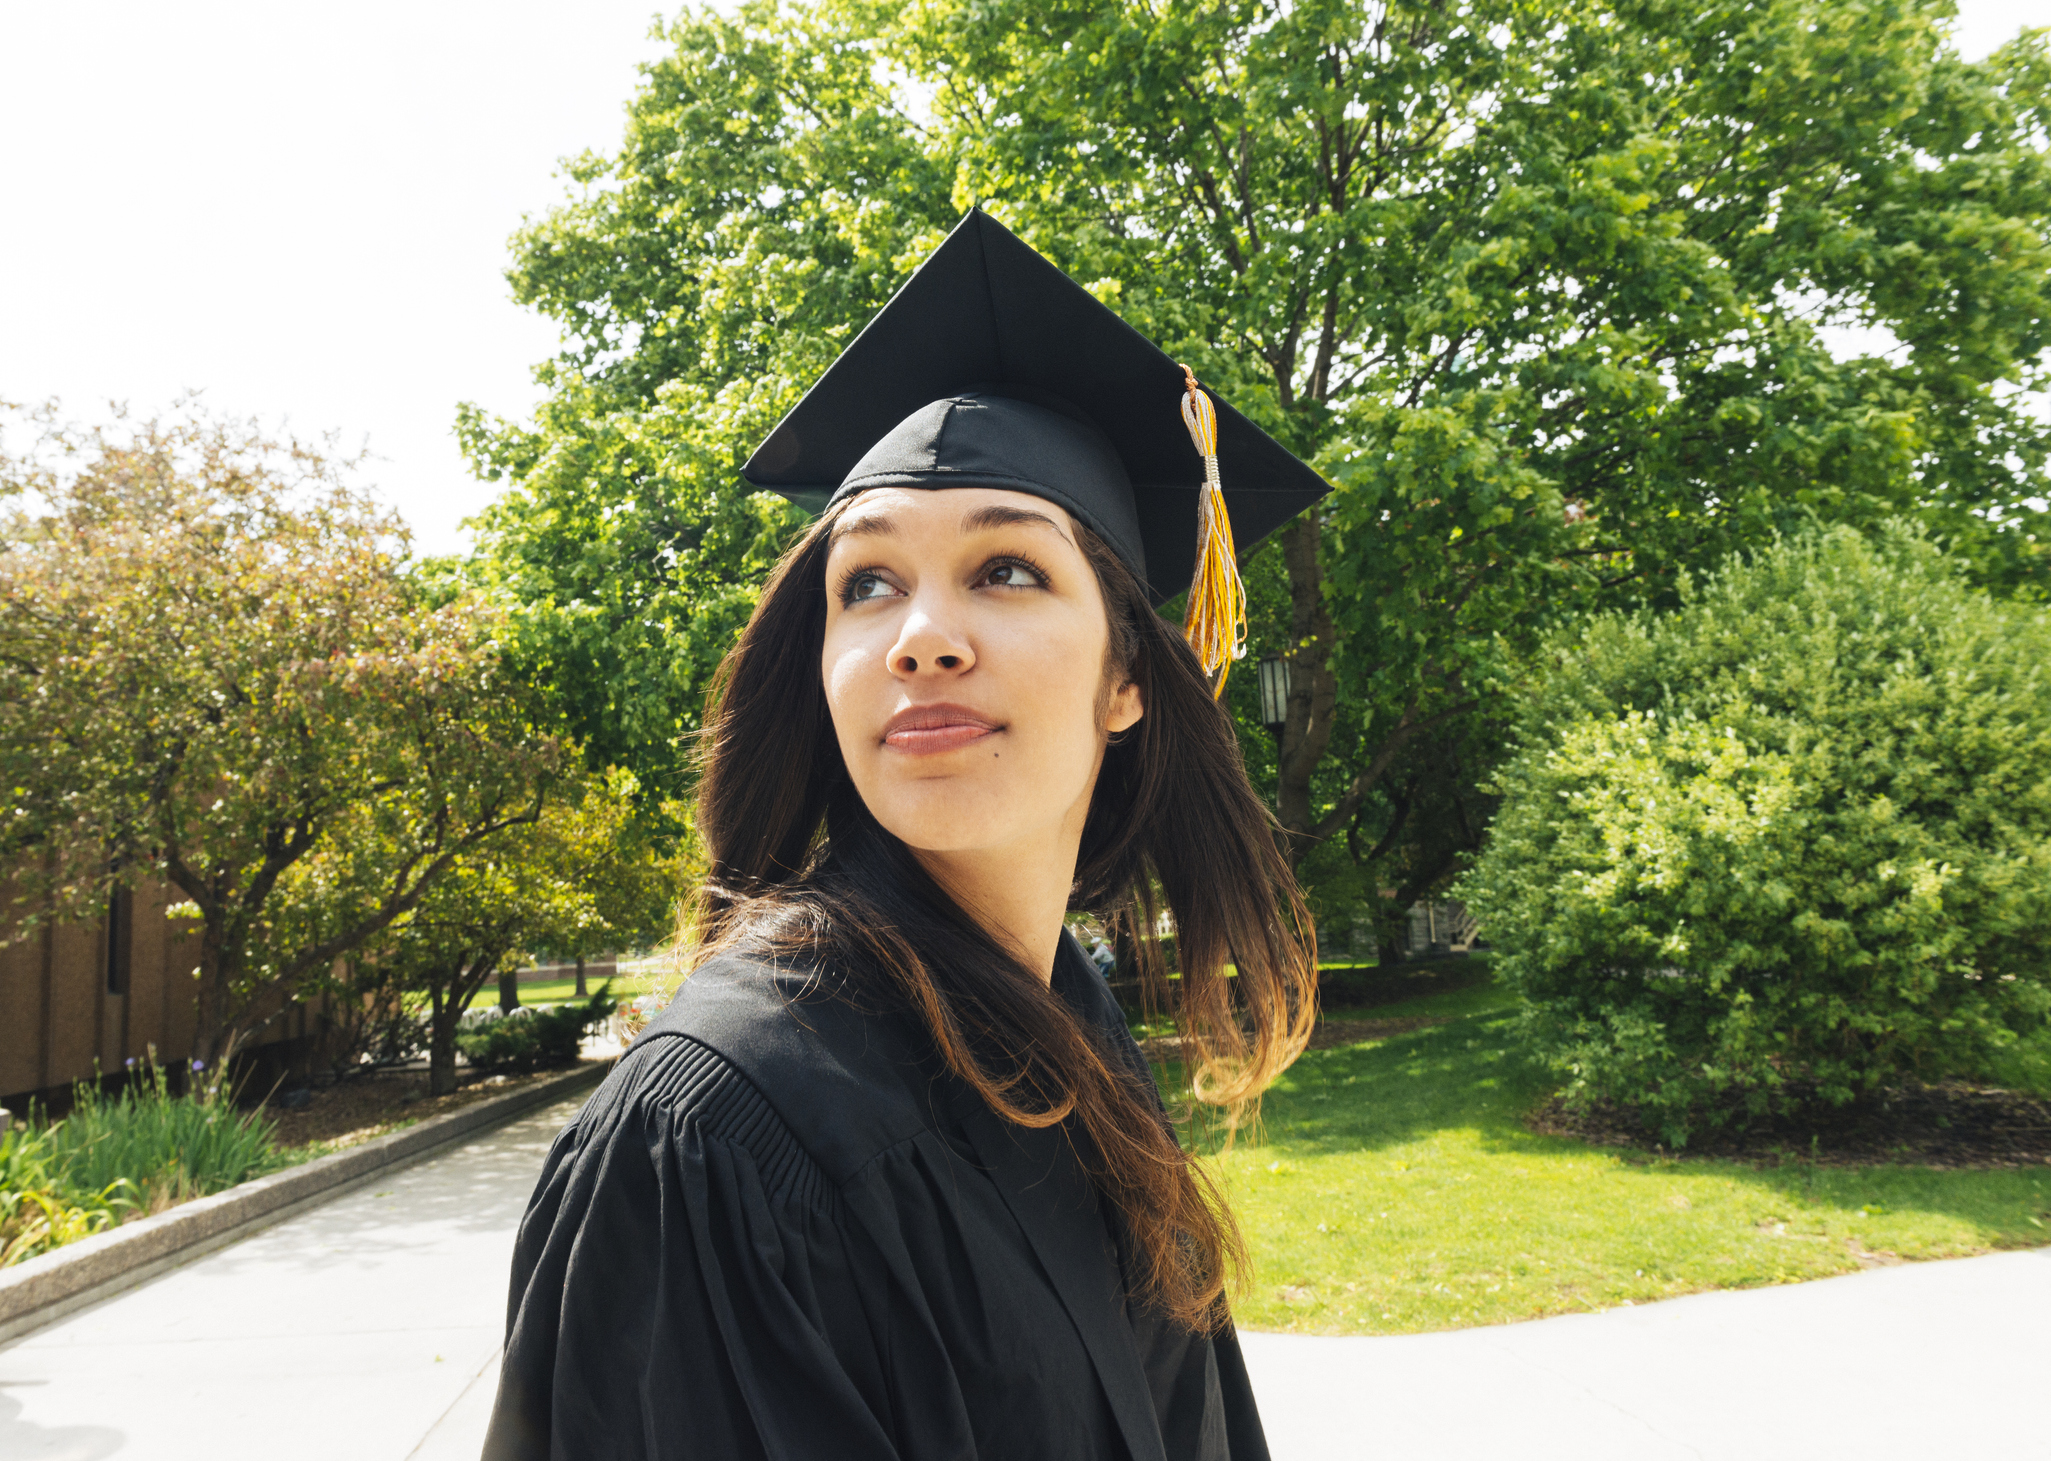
top-left (1258, 656), bottom-right (1290, 739)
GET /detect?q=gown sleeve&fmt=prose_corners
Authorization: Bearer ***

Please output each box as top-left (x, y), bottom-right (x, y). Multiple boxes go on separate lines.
top-left (482, 1034), bottom-right (900, 1461)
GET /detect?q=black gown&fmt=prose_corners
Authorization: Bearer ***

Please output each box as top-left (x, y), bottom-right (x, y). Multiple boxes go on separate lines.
top-left (482, 934), bottom-right (1270, 1461)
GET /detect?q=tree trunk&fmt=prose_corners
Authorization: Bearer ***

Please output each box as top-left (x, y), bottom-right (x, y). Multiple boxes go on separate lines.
top-left (1109, 917), bottom-right (1142, 1014)
top-left (574, 954), bottom-right (587, 999)
top-left (1274, 514), bottom-right (1344, 870)
top-left (429, 1005), bottom-right (461, 1097)
top-left (498, 966), bottom-right (520, 1011)
top-left (191, 922), bottom-right (227, 1067)
top-left (191, 921), bottom-right (251, 1072)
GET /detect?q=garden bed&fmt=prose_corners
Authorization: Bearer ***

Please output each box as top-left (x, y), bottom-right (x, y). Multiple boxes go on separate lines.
top-left (267, 1064), bottom-right (604, 1154)
top-left (1529, 1083), bottom-right (2051, 1170)
top-left (0, 1061), bottom-right (614, 1338)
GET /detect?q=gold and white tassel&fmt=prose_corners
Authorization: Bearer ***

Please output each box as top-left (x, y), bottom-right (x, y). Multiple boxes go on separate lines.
top-left (1179, 366), bottom-right (1248, 697)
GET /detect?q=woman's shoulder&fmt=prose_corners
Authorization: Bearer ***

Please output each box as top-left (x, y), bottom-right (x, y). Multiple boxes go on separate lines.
top-left (592, 950), bottom-right (948, 1187)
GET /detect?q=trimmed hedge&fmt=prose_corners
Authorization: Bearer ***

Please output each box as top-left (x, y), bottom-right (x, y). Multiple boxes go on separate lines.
top-left (457, 988), bottom-right (616, 1076)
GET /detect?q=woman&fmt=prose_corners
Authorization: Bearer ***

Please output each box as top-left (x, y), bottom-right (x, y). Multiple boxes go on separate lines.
top-left (484, 211), bottom-right (1328, 1461)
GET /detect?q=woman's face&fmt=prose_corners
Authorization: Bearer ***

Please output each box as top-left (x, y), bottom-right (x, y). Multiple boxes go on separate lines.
top-left (820, 486), bottom-right (1143, 859)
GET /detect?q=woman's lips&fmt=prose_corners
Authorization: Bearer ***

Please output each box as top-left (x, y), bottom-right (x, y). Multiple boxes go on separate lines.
top-left (882, 704), bottom-right (1003, 755)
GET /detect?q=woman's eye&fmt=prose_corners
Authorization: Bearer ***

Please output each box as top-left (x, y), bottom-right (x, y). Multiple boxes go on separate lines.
top-left (982, 561), bottom-right (1043, 589)
top-left (847, 573), bottom-right (896, 601)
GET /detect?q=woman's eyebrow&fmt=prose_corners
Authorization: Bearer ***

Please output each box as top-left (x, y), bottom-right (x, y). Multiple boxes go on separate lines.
top-left (959, 503), bottom-right (1074, 546)
top-left (829, 512), bottom-right (899, 545)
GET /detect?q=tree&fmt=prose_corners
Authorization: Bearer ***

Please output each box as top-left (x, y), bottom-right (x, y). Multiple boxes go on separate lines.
top-left (458, 0), bottom-right (958, 810)
top-left (341, 769), bottom-right (682, 1094)
top-left (468, 0), bottom-right (2050, 910)
top-left (545, 770), bottom-right (689, 1000)
top-left (1461, 522), bottom-right (2051, 1143)
top-left (0, 403), bottom-right (566, 1064)
top-left (900, 0), bottom-right (2051, 885)
top-left (348, 842), bottom-right (542, 1099)
top-left (490, 769), bottom-right (684, 1009)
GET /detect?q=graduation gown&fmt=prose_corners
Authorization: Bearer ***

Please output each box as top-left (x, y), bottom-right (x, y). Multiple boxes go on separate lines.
top-left (482, 934), bottom-right (1270, 1461)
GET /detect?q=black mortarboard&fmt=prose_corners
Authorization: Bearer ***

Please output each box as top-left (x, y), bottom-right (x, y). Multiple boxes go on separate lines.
top-left (741, 210), bottom-right (1330, 686)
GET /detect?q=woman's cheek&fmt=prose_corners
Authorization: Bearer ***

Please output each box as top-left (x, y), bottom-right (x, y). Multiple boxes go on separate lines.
top-left (823, 645), bottom-right (880, 767)
top-left (1012, 633), bottom-right (1104, 775)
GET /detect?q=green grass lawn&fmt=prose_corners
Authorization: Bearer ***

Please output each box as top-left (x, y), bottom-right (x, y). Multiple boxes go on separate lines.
top-left (459, 969), bottom-right (673, 1010)
top-left (1202, 982), bottom-right (2051, 1336)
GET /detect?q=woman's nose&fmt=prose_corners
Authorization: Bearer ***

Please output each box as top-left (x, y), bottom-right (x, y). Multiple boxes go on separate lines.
top-left (887, 603), bottom-right (976, 678)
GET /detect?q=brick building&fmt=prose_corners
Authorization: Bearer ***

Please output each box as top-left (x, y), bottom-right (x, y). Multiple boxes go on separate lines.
top-left (0, 878), bottom-right (307, 1110)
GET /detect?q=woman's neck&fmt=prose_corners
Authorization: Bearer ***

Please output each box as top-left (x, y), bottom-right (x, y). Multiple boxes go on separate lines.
top-left (914, 837), bottom-right (1079, 985)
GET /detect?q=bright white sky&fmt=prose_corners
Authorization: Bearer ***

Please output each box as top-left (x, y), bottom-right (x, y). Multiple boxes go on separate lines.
top-left (1, 0), bottom-right (2043, 558)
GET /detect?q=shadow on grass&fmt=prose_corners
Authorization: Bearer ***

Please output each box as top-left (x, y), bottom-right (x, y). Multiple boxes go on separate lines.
top-left (1316, 955), bottom-right (1495, 1015)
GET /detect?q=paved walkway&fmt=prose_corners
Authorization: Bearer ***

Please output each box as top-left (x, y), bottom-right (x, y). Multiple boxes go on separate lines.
top-left (1, 1096), bottom-right (2044, 1460)
top-left (0, 1096), bottom-right (572, 1461)
top-left (1243, 1251), bottom-right (2051, 1459)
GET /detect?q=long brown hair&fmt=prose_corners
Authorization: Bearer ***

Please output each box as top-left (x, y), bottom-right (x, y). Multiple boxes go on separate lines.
top-left (690, 499), bottom-right (1317, 1329)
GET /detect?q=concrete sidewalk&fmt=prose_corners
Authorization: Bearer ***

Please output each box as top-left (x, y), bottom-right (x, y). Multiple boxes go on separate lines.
top-left (0, 1095), bottom-right (575, 1461)
top-left (0, 1090), bottom-right (2044, 1460)
top-left (1241, 1248), bottom-right (2051, 1460)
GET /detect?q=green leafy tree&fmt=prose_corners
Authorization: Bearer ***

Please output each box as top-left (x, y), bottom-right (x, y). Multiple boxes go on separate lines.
top-left (543, 772), bottom-right (689, 1000)
top-left (467, 0), bottom-right (2049, 910)
top-left (899, 0), bottom-right (2051, 891)
top-left (458, 1), bottom-right (958, 807)
top-left (0, 403), bottom-right (565, 1064)
top-left (491, 770), bottom-right (687, 1009)
top-left (339, 769), bottom-right (680, 1094)
top-left (1460, 523), bottom-right (2051, 1143)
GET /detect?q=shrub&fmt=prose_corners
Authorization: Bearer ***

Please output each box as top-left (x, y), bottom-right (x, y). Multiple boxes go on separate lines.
top-left (456, 988), bottom-right (616, 1076)
top-left (1, 1057), bottom-right (280, 1264)
top-left (314, 965), bottom-right (427, 1079)
top-left (0, 1121), bottom-right (126, 1267)
top-left (1461, 524), bottom-right (2051, 1144)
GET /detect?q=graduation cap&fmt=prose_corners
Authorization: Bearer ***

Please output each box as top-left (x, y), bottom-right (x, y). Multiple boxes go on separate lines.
top-left (741, 208), bottom-right (1330, 694)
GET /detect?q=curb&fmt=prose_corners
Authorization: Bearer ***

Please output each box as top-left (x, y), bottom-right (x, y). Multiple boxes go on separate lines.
top-left (0, 1058), bottom-right (614, 1346)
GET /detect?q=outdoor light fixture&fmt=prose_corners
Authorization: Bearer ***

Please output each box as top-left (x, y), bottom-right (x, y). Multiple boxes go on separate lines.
top-left (1258, 656), bottom-right (1291, 734)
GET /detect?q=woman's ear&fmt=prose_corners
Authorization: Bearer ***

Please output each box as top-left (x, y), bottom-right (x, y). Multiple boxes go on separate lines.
top-left (1105, 678), bottom-right (1144, 735)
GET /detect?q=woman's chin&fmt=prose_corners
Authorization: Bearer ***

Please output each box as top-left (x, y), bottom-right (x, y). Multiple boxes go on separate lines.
top-left (870, 800), bottom-right (1055, 859)
top-left (884, 821), bottom-right (1027, 858)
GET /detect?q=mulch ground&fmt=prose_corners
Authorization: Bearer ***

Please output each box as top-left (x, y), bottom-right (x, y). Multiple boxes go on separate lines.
top-left (1529, 1081), bottom-right (2051, 1170)
top-left (261, 1064), bottom-right (600, 1153)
